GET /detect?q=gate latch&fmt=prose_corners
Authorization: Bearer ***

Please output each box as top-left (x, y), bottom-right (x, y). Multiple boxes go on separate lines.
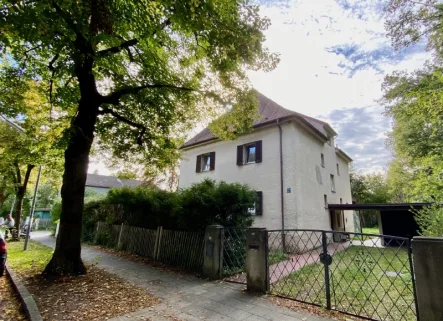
top-left (320, 252), bottom-right (332, 266)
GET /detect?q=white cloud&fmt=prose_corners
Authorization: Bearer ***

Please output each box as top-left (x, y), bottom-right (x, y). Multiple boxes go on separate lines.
top-left (248, 0), bottom-right (431, 171)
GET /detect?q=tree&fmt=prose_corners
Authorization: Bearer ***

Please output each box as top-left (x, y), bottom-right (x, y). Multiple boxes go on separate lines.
top-left (381, 1), bottom-right (443, 202)
top-left (0, 78), bottom-right (64, 232)
top-left (350, 169), bottom-right (392, 227)
top-left (0, 0), bottom-right (278, 274)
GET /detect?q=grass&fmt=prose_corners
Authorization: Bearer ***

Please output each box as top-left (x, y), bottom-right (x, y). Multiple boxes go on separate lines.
top-left (352, 227), bottom-right (381, 241)
top-left (362, 227), bottom-right (380, 235)
top-left (271, 245), bottom-right (416, 321)
top-left (6, 240), bottom-right (54, 273)
top-left (269, 250), bottom-right (290, 265)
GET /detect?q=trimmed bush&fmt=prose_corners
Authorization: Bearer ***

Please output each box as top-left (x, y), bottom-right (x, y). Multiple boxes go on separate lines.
top-left (82, 179), bottom-right (257, 232)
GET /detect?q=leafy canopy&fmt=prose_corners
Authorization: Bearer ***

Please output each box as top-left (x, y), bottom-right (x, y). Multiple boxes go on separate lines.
top-left (0, 0), bottom-right (279, 171)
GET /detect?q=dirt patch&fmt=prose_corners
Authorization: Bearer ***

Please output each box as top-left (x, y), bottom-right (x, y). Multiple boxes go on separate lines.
top-left (18, 264), bottom-right (159, 321)
top-left (0, 273), bottom-right (28, 321)
top-left (269, 296), bottom-right (367, 321)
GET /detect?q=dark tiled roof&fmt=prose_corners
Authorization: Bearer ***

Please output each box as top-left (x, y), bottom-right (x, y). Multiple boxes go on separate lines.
top-left (182, 92), bottom-right (331, 148)
top-left (85, 174), bottom-right (144, 188)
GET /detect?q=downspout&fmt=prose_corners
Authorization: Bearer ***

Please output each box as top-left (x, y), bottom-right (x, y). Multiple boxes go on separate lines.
top-left (277, 119), bottom-right (286, 252)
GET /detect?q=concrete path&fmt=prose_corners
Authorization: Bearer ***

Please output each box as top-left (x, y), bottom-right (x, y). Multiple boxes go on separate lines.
top-left (269, 242), bottom-right (350, 284)
top-left (32, 233), bottom-right (332, 321)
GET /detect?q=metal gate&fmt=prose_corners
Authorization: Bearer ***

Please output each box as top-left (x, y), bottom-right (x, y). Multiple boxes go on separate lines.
top-left (221, 228), bottom-right (248, 284)
top-left (267, 230), bottom-right (418, 321)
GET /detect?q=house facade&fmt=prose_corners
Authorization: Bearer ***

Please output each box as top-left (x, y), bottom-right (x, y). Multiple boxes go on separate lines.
top-left (179, 93), bottom-right (354, 232)
top-left (85, 174), bottom-right (144, 194)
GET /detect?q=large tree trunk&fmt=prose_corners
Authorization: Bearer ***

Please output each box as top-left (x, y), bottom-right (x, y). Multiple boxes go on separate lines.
top-left (13, 164), bottom-right (34, 231)
top-left (43, 95), bottom-right (100, 275)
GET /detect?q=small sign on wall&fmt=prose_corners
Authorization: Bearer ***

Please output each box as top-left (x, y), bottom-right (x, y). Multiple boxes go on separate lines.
top-left (287, 187), bottom-right (291, 193)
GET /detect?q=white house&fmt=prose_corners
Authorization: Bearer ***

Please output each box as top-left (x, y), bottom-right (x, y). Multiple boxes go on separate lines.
top-left (85, 174), bottom-right (144, 194)
top-left (179, 93), bottom-right (354, 233)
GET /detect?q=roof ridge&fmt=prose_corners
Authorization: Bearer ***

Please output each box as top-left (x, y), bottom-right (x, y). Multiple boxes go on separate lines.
top-left (181, 92), bottom-right (331, 148)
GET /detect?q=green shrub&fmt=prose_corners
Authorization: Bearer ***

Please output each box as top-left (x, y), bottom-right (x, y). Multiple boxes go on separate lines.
top-left (415, 204), bottom-right (442, 236)
top-left (177, 179), bottom-right (256, 230)
top-left (81, 179), bottom-right (257, 233)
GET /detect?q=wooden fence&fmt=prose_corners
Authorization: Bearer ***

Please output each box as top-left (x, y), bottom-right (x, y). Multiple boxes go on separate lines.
top-left (94, 222), bottom-right (205, 274)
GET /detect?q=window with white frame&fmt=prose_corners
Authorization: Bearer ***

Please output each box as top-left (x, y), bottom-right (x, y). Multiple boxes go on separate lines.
top-left (202, 154), bottom-right (211, 172)
top-left (246, 144), bottom-right (256, 163)
top-left (196, 152), bottom-right (215, 173)
top-left (248, 191), bottom-right (263, 215)
top-left (330, 174), bottom-right (336, 192)
top-left (237, 141), bottom-right (262, 165)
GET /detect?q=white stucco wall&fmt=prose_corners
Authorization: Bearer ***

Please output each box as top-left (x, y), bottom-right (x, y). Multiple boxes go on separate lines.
top-left (179, 120), bottom-right (354, 232)
top-left (179, 123), bottom-right (296, 230)
top-left (292, 123), bottom-right (354, 232)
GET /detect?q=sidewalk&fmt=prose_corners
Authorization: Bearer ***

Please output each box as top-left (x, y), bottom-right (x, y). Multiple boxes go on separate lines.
top-left (33, 232), bottom-right (332, 321)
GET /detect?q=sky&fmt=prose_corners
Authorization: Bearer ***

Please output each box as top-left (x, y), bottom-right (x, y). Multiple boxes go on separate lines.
top-left (90, 0), bottom-right (430, 175)
top-left (248, 0), bottom-right (429, 173)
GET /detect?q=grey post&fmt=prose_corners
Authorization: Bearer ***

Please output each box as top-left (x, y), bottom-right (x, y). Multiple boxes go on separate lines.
top-left (412, 236), bottom-right (443, 321)
top-left (202, 225), bottom-right (223, 280)
top-left (246, 228), bottom-right (268, 292)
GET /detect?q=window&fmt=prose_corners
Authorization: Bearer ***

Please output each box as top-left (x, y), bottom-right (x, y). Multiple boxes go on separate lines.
top-left (340, 198), bottom-right (343, 204)
top-left (336, 163), bottom-right (340, 175)
top-left (195, 152), bottom-right (215, 173)
top-left (324, 194), bottom-right (328, 208)
top-left (330, 174), bottom-right (336, 192)
top-left (237, 140), bottom-right (262, 165)
top-left (248, 191), bottom-right (263, 215)
top-left (246, 144), bottom-right (256, 163)
top-left (202, 154), bottom-right (211, 172)
top-left (321, 153), bottom-right (325, 167)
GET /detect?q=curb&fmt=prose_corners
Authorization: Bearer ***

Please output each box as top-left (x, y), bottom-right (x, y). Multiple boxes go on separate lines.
top-left (6, 264), bottom-right (44, 321)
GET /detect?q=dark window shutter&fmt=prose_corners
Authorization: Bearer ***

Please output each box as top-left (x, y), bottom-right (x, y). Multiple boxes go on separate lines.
top-left (256, 191), bottom-right (263, 216)
top-left (255, 140), bottom-right (262, 163)
top-left (196, 155), bottom-right (201, 173)
top-left (210, 152), bottom-right (215, 171)
top-left (237, 145), bottom-right (243, 166)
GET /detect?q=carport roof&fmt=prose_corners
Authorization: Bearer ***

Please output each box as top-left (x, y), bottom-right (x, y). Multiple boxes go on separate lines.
top-left (328, 203), bottom-right (431, 211)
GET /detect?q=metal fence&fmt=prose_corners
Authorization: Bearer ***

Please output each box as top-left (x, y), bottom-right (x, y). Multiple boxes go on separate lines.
top-left (94, 222), bottom-right (204, 274)
top-left (221, 228), bottom-right (248, 284)
top-left (268, 230), bottom-right (418, 321)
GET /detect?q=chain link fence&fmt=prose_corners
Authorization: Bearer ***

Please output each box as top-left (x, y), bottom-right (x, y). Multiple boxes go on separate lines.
top-left (268, 230), bottom-right (418, 321)
top-left (221, 228), bottom-right (248, 284)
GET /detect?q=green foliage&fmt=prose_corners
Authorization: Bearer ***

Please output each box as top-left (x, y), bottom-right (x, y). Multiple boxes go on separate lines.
top-left (82, 179), bottom-right (256, 234)
top-left (178, 179), bottom-right (256, 230)
top-left (415, 204), bottom-right (443, 237)
top-left (0, 0), bottom-right (279, 175)
top-left (382, 1), bottom-right (443, 203)
top-left (36, 183), bottom-right (59, 209)
top-left (350, 170), bottom-right (392, 227)
top-left (268, 250), bottom-right (289, 265)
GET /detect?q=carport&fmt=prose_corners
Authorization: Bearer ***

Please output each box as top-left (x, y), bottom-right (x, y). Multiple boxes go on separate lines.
top-left (327, 203), bottom-right (430, 238)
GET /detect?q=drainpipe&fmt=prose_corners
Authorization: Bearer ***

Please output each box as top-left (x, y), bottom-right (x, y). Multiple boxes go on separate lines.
top-left (277, 119), bottom-right (286, 252)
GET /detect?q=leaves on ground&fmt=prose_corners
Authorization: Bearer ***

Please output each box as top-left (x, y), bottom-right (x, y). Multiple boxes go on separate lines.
top-left (0, 273), bottom-right (27, 321)
top-left (18, 264), bottom-right (159, 321)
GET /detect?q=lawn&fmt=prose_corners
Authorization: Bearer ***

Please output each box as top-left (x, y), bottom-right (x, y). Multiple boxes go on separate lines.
top-left (6, 240), bottom-right (54, 273)
top-left (271, 245), bottom-right (416, 321)
top-left (352, 227), bottom-right (381, 241)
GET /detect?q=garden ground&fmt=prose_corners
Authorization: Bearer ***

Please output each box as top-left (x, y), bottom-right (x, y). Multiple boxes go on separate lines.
top-left (6, 238), bottom-right (159, 321)
top-left (29, 232), bottom-right (361, 321)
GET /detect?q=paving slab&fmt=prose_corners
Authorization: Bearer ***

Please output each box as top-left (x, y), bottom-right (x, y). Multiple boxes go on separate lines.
top-left (32, 232), bottom-right (333, 321)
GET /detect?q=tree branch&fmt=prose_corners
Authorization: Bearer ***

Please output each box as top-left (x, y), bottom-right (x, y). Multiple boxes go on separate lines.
top-left (48, 54), bottom-right (60, 111)
top-left (102, 84), bottom-right (195, 105)
top-left (52, 1), bottom-right (81, 38)
top-left (98, 108), bottom-right (146, 145)
top-left (97, 39), bottom-right (139, 57)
